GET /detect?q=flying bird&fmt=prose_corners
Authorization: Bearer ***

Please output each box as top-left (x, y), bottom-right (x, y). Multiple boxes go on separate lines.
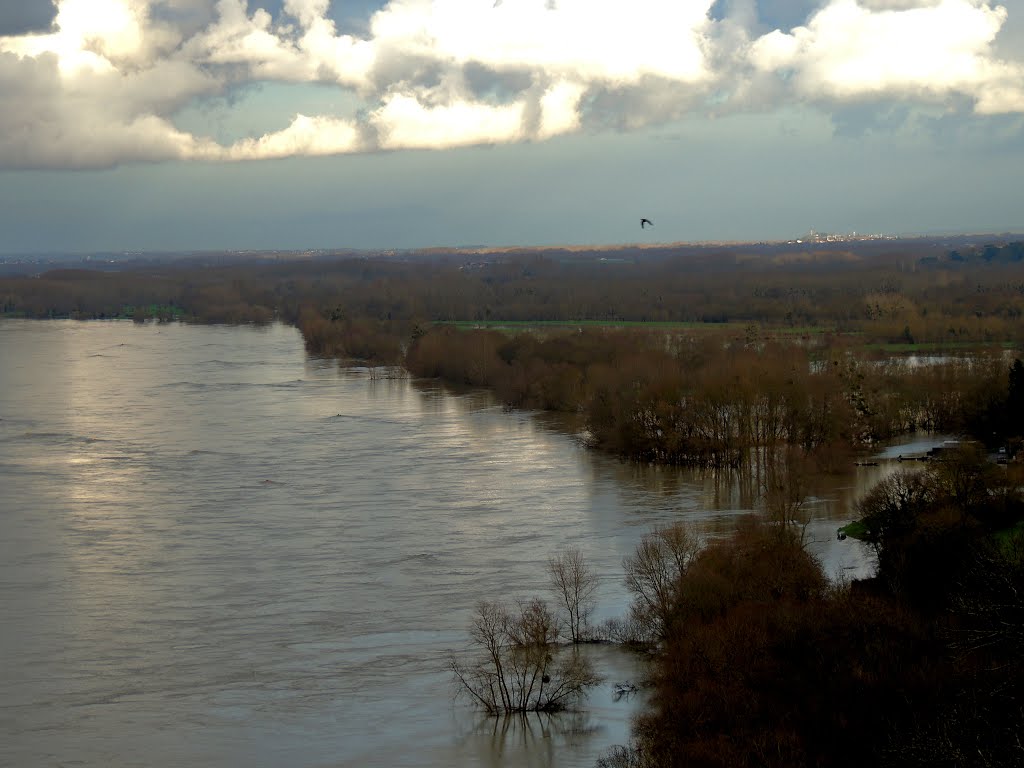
top-left (641, 218), bottom-right (653, 229)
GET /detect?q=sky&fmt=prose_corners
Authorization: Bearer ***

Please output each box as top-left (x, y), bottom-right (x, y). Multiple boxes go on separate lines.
top-left (0, 0), bottom-right (1022, 254)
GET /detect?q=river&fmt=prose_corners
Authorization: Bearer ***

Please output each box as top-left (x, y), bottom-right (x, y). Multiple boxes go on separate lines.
top-left (0, 320), bottom-right (880, 767)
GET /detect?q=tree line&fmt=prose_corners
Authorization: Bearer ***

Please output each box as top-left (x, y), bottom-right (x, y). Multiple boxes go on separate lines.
top-left (451, 445), bottom-right (1023, 766)
top-left (6, 245), bottom-right (1024, 466)
top-left (604, 445), bottom-right (1024, 768)
top-left (4, 240), bottom-right (1024, 349)
top-left (406, 324), bottom-right (1024, 465)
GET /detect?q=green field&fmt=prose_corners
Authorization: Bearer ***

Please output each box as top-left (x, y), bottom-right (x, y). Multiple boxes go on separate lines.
top-left (839, 520), bottom-right (869, 541)
top-left (863, 340), bottom-right (1017, 353)
top-left (445, 319), bottom-right (747, 332)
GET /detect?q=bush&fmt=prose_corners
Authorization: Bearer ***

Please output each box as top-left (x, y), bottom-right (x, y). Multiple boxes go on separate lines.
top-left (449, 599), bottom-right (601, 714)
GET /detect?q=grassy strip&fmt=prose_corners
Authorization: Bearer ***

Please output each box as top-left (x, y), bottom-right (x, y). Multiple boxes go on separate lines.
top-left (993, 521), bottom-right (1024, 552)
top-left (443, 319), bottom-right (747, 331)
top-left (770, 326), bottom-right (835, 335)
top-left (863, 341), bottom-right (1016, 353)
top-left (839, 520), bottom-right (870, 541)
top-left (442, 320), bottom-right (839, 332)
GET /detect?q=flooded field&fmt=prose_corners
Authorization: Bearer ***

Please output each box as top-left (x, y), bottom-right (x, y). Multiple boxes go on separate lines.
top-left (0, 320), bottom-right (880, 767)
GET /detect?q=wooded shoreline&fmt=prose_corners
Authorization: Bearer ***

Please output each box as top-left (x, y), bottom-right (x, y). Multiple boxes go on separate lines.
top-left (6, 239), bottom-right (1024, 466)
top-left (4, 238), bottom-right (1023, 766)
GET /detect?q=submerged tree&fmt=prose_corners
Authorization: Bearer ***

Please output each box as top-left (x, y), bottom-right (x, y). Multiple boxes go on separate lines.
top-left (760, 446), bottom-right (814, 545)
top-left (449, 598), bottom-right (601, 714)
top-left (548, 547), bottom-right (599, 644)
top-left (622, 522), bottom-right (701, 642)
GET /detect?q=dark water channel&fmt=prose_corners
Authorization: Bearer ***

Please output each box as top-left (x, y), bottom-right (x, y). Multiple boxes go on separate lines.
top-left (1, 321), bottom-right (884, 767)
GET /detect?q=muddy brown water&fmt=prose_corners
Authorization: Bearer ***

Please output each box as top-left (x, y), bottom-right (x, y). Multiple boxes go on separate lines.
top-left (1, 320), bottom-right (887, 767)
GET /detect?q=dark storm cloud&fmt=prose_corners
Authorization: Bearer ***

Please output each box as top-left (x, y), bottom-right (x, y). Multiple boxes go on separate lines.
top-left (151, 1), bottom-right (217, 37)
top-left (581, 78), bottom-right (706, 133)
top-left (0, 0), bottom-right (58, 36)
top-left (366, 52), bottom-right (447, 97)
top-left (463, 62), bottom-right (534, 104)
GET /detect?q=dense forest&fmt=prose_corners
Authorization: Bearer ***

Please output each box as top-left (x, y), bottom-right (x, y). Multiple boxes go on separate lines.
top-left (5, 239), bottom-right (1024, 342)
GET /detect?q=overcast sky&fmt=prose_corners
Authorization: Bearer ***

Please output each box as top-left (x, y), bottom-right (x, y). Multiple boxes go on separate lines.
top-left (0, 0), bottom-right (1022, 253)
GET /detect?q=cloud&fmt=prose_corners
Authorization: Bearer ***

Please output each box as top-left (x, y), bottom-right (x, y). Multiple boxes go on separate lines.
top-left (368, 0), bottom-right (715, 85)
top-left (0, 52), bottom-right (220, 169)
top-left (537, 80), bottom-right (586, 139)
top-left (186, 0), bottom-right (373, 86)
top-left (749, 0), bottom-right (1024, 112)
top-left (371, 93), bottom-right (524, 149)
top-left (222, 112), bottom-right (361, 158)
top-left (0, 33), bottom-right (229, 170)
top-left (0, 0), bottom-right (1021, 170)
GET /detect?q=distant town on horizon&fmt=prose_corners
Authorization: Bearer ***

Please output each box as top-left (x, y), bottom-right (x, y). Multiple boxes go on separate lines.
top-left (4, 228), bottom-right (1024, 267)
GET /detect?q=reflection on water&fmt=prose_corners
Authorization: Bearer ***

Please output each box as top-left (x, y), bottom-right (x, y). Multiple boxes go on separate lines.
top-left (456, 711), bottom-right (602, 768)
top-left (448, 646), bottom-right (647, 768)
top-left (1, 320), bottom-right (884, 768)
top-left (873, 434), bottom-right (955, 459)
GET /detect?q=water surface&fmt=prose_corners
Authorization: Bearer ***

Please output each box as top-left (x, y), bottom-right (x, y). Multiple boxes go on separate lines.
top-left (0, 321), bottom-right (878, 767)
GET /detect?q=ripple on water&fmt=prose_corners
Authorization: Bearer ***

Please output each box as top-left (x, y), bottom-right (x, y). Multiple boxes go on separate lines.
top-left (0, 321), bottom-right (877, 768)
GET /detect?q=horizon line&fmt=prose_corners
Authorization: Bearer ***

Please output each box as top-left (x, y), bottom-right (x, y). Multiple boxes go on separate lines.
top-left (2, 229), bottom-right (1024, 260)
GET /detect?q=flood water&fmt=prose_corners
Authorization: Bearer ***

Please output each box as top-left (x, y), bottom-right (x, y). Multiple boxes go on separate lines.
top-left (1, 321), bottom-right (881, 767)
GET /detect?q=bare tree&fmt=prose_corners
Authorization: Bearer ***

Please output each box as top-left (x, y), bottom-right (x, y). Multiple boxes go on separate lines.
top-left (623, 523), bottom-right (700, 641)
top-left (761, 446), bottom-right (812, 543)
top-left (450, 598), bottom-right (601, 714)
top-left (548, 547), bottom-right (599, 643)
top-left (596, 742), bottom-right (657, 768)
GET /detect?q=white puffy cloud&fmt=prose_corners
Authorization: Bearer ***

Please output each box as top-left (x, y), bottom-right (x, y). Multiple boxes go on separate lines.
top-left (0, 1), bottom-right (224, 169)
top-left (3, 0), bottom-right (185, 70)
top-left (0, 26), bottom-right (223, 171)
top-left (186, 0), bottom-right (372, 85)
top-left (749, 0), bottom-right (1024, 112)
top-left (372, 92), bottom-right (524, 149)
top-left (537, 80), bottom-right (586, 139)
top-left (368, 0), bottom-right (714, 85)
top-left (0, 0), bottom-right (1022, 170)
top-left (283, 0), bottom-right (331, 29)
top-left (0, 50), bottom-right (220, 169)
top-left (223, 112), bottom-right (362, 158)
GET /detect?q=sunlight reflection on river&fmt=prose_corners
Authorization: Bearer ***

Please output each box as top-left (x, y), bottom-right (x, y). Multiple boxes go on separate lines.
top-left (1, 320), bottom-right (887, 767)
